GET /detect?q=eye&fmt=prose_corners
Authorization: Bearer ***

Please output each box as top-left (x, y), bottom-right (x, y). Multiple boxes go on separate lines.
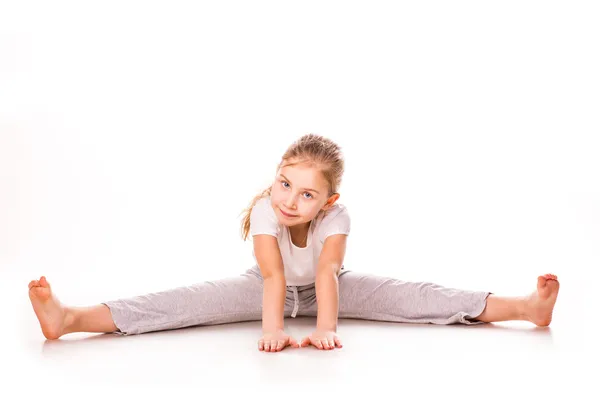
top-left (281, 181), bottom-right (313, 199)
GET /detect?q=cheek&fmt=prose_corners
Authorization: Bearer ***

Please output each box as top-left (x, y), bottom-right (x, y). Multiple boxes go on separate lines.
top-left (272, 185), bottom-right (283, 197)
top-left (310, 205), bottom-right (322, 217)
top-left (270, 191), bottom-right (282, 203)
top-left (271, 190), bottom-right (290, 204)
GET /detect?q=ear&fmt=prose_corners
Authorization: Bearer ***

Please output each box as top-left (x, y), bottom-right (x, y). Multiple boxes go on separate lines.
top-left (322, 193), bottom-right (340, 211)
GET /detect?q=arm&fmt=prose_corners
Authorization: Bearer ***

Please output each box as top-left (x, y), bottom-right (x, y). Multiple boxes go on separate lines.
top-left (252, 234), bottom-right (287, 332)
top-left (300, 234), bottom-right (347, 349)
top-left (262, 274), bottom-right (286, 332)
top-left (315, 267), bottom-right (340, 331)
top-left (315, 234), bottom-right (347, 332)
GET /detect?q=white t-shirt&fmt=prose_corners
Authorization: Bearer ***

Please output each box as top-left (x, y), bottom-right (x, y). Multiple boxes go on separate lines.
top-left (249, 195), bottom-right (351, 286)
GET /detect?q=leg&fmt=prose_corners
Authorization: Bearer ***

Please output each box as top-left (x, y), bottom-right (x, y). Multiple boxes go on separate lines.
top-left (297, 270), bottom-right (560, 326)
top-left (28, 266), bottom-right (269, 339)
top-left (100, 266), bottom-right (267, 335)
top-left (28, 276), bottom-right (112, 340)
top-left (474, 274), bottom-right (560, 326)
top-left (295, 270), bottom-right (491, 325)
top-left (332, 270), bottom-right (493, 325)
top-left (64, 304), bottom-right (118, 335)
top-left (471, 295), bottom-right (528, 323)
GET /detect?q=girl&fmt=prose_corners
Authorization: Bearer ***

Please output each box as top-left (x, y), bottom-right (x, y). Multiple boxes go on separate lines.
top-left (28, 133), bottom-right (560, 352)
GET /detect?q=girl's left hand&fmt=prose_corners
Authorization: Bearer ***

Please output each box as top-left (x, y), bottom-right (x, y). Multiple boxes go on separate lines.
top-left (300, 329), bottom-right (343, 350)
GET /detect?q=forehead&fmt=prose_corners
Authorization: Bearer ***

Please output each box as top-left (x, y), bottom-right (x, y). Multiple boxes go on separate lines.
top-left (279, 164), bottom-right (326, 187)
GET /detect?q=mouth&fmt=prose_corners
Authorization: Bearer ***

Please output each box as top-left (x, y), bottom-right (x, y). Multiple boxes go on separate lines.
top-left (279, 208), bottom-right (298, 218)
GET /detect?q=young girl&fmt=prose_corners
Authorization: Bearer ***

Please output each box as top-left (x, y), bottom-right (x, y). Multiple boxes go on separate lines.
top-left (28, 133), bottom-right (560, 352)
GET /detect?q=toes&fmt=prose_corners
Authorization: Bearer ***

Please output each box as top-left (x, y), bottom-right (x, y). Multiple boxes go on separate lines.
top-left (537, 276), bottom-right (546, 289)
top-left (28, 280), bottom-right (37, 290)
top-left (40, 276), bottom-right (49, 287)
top-left (540, 274), bottom-right (559, 282)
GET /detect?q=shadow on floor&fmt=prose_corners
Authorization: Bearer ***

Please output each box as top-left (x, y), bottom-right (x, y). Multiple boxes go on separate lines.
top-left (40, 315), bottom-right (553, 356)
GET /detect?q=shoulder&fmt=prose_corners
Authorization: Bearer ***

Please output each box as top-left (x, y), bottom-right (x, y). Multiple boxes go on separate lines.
top-left (250, 195), bottom-right (281, 237)
top-left (321, 203), bottom-right (350, 222)
top-left (317, 203), bottom-right (351, 243)
top-left (252, 195), bottom-right (272, 212)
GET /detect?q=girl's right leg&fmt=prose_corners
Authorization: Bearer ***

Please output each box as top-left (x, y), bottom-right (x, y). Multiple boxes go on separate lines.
top-left (28, 266), bottom-right (267, 339)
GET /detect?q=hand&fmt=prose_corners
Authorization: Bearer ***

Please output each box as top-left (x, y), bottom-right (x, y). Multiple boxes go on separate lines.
top-left (300, 329), bottom-right (343, 350)
top-left (258, 329), bottom-right (300, 352)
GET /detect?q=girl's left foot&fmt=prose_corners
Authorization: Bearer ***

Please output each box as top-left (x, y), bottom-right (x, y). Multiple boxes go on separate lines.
top-left (525, 274), bottom-right (560, 326)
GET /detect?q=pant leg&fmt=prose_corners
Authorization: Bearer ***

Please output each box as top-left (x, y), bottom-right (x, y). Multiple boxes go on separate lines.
top-left (297, 269), bottom-right (492, 325)
top-left (102, 265), bottom-right (271, 335)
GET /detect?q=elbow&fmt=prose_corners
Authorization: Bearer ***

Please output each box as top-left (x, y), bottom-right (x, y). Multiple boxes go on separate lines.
top-left (316, 268), bottom-right (339, 282)
top-left (317, 263), bottom-right (341, 278)
top-left (263, 273), bottom-right (286, 283)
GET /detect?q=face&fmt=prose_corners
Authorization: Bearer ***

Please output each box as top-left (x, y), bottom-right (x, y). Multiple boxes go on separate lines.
top-left (270, 162), bottom-right (339, 227)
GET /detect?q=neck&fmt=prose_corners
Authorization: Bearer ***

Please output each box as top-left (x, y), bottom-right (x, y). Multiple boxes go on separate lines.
top-left (289, 220), bottom-right (311, 243)
top-left (290, 220), bottom-right (310, 234)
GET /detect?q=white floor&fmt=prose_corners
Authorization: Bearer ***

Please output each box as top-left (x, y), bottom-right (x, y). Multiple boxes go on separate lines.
top-left (2, 2), bottom-right (598, 397)
top-left (3, 270), bottom-right (595, 399)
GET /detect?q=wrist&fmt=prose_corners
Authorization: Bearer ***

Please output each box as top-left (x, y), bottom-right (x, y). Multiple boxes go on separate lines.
top-left (316, 323), bottom-right (337, 332)
top-left (262, 325), bottom-right (284, 333)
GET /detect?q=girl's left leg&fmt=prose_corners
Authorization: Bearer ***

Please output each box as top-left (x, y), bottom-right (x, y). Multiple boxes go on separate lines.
top-left (474, 274), bottom-right (559, 326)
top-left (330, 270), bottom-right (559, 326)
top-left (333, 270), bottom-right (493, 326)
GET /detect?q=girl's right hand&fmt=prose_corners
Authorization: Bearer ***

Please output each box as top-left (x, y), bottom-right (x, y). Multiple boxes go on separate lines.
top-left (258, 329), bottom-right (300, 352)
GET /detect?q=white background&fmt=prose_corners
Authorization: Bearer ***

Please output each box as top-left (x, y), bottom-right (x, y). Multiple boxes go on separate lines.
top-left (1, 1), bottom-right (598, 397)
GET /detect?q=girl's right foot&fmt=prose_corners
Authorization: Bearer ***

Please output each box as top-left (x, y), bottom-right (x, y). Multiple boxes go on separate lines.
top-left (28, 276), bottom-right (72, 339)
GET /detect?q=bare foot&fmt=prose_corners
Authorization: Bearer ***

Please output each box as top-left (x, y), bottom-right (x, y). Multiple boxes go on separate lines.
top-left (28, 276), bottom-right (71, 339)
top-left (525, 274), bottom-right (560, 326)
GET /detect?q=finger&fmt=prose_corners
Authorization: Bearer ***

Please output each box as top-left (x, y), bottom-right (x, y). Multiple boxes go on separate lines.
top-left (325, 338), bottom-right (333, 349)
top-left (289, 336), bottom-right (299, 348)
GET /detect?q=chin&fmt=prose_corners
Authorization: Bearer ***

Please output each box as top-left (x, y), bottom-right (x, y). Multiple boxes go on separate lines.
top-left (280, 217), bottom-right (302, 227)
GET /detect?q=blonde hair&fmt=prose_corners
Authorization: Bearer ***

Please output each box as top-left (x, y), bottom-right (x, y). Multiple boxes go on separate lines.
top-left (239, 133), bottom-right (345, 241)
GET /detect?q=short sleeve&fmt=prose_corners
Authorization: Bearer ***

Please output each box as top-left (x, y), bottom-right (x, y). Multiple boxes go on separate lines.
top-left (250, 197), bottom-right (280, 238)
top-left (319, 205), bottom-right (351, 243)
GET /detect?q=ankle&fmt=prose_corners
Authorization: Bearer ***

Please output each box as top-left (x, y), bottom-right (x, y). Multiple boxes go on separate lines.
top-left (62, 306), bottom-right (79, 334)
top-left (518, 296), bottom-right (532, 322)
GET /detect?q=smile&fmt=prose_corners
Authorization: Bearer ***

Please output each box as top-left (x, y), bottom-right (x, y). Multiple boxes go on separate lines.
top-left (279, 208), bottom-right (298, 218)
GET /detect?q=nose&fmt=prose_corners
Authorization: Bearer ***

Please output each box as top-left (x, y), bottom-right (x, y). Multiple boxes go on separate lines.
top-left (284, 195), bottom-right (297, 211)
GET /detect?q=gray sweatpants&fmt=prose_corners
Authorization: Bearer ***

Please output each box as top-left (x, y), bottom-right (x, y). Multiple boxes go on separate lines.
top-left (101, 265), bottom-right (493, 335)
